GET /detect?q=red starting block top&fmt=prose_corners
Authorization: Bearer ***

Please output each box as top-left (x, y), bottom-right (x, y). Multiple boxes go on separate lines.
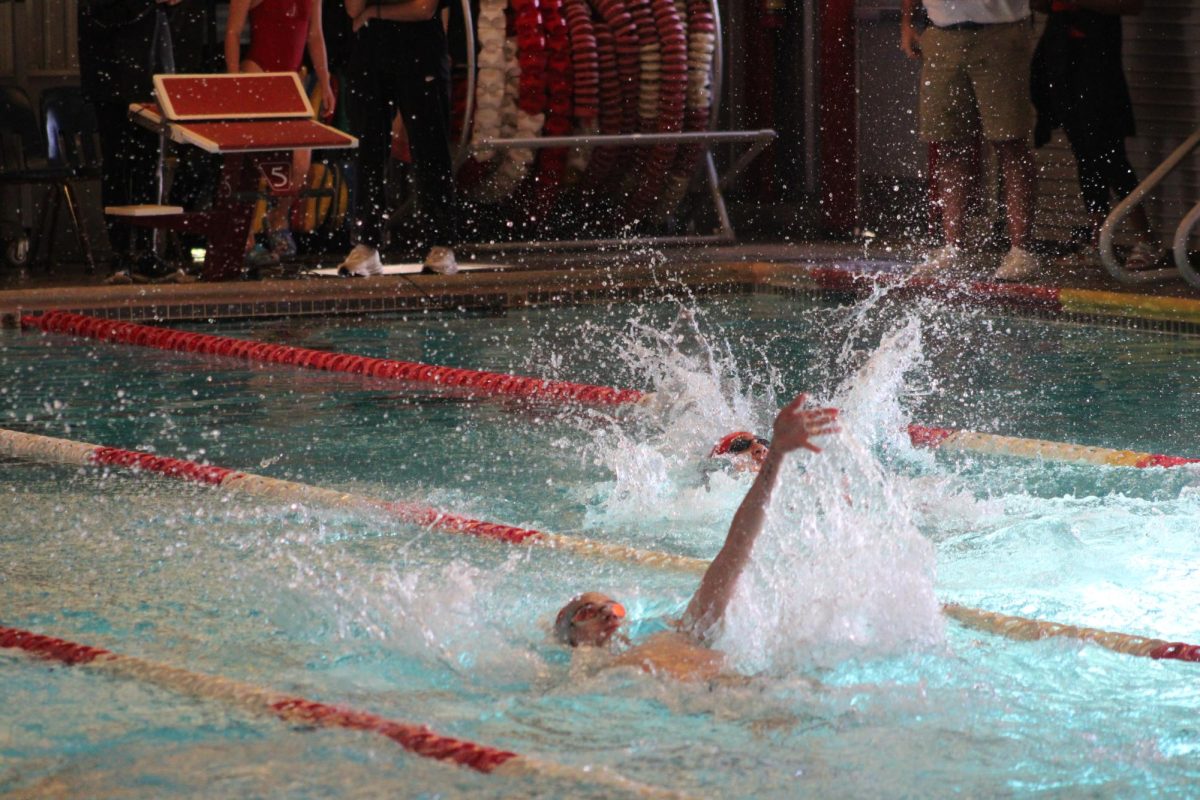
top-left (129, 74), bottom-right (357, 154)
top-left (173, 119), bottom-right (356, 153)
top-left (155, 73), bottom-right (314, 121)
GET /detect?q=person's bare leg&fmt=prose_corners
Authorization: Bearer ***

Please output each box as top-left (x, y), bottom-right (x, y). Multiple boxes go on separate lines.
top-left (994, 138), bottom-right (1035, 250)
top-left (935, 140), bottom-right (975, 248)
top-left (267, 148), bottom-right (312, 234)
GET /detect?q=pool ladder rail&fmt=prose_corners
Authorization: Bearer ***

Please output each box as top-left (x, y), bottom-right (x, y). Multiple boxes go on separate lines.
top-left (1099, 126), bottom-right (1200, 287)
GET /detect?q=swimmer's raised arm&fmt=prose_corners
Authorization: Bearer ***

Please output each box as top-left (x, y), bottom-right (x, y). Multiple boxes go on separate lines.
top-left (681, 394), bottom-right (839, 638)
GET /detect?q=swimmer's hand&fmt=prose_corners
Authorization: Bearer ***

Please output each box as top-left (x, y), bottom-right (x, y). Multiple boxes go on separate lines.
top-left (770, 393), bottom-right (839, 454)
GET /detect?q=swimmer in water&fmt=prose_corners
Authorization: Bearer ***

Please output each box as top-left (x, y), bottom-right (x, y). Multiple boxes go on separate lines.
top-left (709, 430), bottom-right (771, 473)
top-left (554, 393), bottom-right (840, 681)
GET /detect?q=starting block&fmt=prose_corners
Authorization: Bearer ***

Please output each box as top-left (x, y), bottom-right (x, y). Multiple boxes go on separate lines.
top-left (108, 73), bottom-right (357, 281)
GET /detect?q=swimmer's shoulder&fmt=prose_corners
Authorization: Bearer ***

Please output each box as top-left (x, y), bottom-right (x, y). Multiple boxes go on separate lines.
top-left (610, 630), bottom-right (727, 682)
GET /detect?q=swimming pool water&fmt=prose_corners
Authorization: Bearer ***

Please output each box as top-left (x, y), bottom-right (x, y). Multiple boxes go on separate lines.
top-left (3, 291), bottom-right (1200, 797)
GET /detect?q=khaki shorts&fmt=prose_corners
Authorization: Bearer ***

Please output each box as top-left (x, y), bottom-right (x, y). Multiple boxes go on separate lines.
top-left (918, 21), bottom-right (1034, 143)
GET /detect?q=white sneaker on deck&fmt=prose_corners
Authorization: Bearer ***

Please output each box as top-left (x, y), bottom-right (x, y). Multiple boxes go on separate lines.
top-left (911, 243), bottom-right (960, 278)
top-left (422, 246), bottom-right (458, 275)
top-left (992, 245), bottom-right (1040, 282)
top-left (337, 244), bottom-right (383, 277)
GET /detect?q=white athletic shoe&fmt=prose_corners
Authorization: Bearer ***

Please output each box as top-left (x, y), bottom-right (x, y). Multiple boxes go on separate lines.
top-left (422, 246), bottom-right (458, 275)
top-left (337, 244), bottom-right (383, 277)
top-left (992, 245), bottom-right (1040, 282)
top-left (910, 243), bottom-right (960, 278)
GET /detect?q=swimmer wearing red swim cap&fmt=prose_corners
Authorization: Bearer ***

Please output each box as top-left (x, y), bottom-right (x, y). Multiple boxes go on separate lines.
top-left (710, 431), bottom-right (771, 472)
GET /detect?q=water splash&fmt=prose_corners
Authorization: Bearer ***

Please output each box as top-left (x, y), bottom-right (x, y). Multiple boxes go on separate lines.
top-left (581, 302), bottom-right (782, 527)
top-left (718, 314), bottom-right (945, 673)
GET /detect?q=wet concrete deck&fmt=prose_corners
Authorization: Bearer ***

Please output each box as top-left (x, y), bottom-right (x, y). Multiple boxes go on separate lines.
top-left (3, 242), bottom-right (1199, 329)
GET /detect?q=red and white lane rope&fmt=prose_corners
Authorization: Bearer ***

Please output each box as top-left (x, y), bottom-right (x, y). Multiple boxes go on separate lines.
top-left (628, 0), bottom-right (659, 136)
top-left (21, 311), bottom-right (648, 406)
top-left (0, 428), bottom-right (708, 574)
top-left (468, 0), bottom-right (508, 167)
top-left (22, 311), bottom-right (1199, 468)
top-left (942, 604), bottom-right (1200, 664)
top-left (0, 625), bottom-right (684, 797)
top-left (4, 427), bottom-right (1199, 667)
top-left (565, 0), bottom-right (600, 122)
top-left (906, 424), bottom-right (1200, 469)
top-left (482, 0), bottom-right (546, 200)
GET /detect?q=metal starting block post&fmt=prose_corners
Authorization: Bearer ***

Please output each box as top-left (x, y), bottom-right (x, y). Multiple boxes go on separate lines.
top-left (107, 73), bottom-right (357, 281)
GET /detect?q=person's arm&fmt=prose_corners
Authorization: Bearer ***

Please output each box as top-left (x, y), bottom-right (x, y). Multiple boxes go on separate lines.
top-left (900, 0), bottom-right (922, 60)
top-left (307, 0), bottom-right (336, 116)
top-left (225, 0), bottom-right (253, 73)
top-left (350, 0), bottom-right (440, 30)
top-left (680, 394), bottom-right (839, 638)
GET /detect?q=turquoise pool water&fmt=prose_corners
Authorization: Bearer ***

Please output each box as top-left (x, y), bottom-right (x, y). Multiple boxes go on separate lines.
top-left (3, 290), bottom-right (1200, 797)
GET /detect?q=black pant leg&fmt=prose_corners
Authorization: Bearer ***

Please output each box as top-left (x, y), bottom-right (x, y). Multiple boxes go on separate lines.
top-left (394, 45), bottom-right (457, 247)
top-left (94, 100), bottom-right (158, 257)
top-left (345, 28), bottom-right (397, 250)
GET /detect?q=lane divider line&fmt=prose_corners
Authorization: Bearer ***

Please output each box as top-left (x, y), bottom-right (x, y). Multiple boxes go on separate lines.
top-left (905, 424), bottom-right (1200, 469)
top-left (3, 427), bottom-right (1197, 667)
top-left (21, 311), bottom-right (1200, 470)
top-left (19, 310), bottom-right (648, 407)
top-left (942, 604), bottom-right (1200, 663)
top-left (0, 625), bottom-right (685, 798)
top-left (0, 428), bottom-right (709, 575)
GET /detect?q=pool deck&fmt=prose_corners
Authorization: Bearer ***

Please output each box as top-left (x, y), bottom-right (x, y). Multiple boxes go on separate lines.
top-left (4, 242), bottom-right (1200, 332)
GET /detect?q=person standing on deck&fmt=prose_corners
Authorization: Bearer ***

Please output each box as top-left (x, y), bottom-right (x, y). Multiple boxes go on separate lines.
top-left (337, 0), bottom-right (460, 277)
top-left (225, 0), bottom-right (336, 268)
top-left (900, 0), bottom-right (1042, 282)
top-left (1030, 0), bottom-right (1161, 271)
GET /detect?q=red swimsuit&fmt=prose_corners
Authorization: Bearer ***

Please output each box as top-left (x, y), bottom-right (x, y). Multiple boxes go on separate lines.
top-left (245, 0), bottom-right (311, 73)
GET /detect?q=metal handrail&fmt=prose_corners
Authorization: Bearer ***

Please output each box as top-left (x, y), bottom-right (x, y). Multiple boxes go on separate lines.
top-left (1173, 198), bottom-right (1200, 286)
top-left (1099, 127), bottom-right (1200, 285)
top-left (452, 0), bottom-right (476, 169)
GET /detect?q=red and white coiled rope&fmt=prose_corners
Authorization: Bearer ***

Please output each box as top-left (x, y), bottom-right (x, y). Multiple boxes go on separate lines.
top-left (659, 0), bottom-right (715, 215)
top-left (627, 0), bottom-right (687, 218)
top-left (563, 0), bottom-right (601, 177)
top-left (585, 0), bottom-right (640, 189)
top-left (528, 0), bottom-right (573, 214)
